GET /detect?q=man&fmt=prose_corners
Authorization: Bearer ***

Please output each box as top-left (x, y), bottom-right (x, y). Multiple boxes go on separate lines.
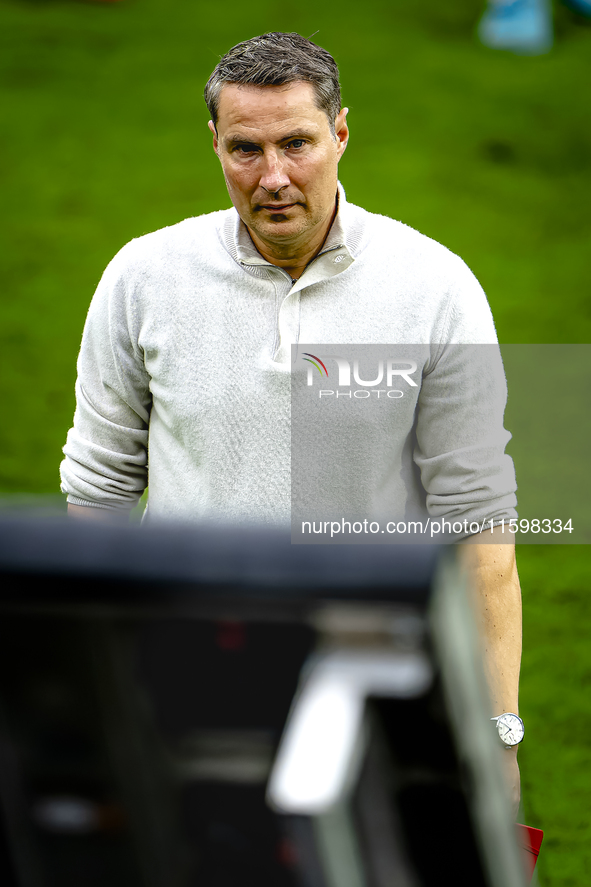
top-left (61, 32), bottom-right (522, 807)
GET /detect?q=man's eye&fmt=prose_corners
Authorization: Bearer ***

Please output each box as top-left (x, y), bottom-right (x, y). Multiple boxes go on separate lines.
top-left (234, 145), bottom-right (258, 155)
top-left (289, 139), bottom-right (306, 149)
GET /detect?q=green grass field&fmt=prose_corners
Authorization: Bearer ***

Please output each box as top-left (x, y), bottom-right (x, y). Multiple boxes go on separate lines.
top-left (1, 0), bottom-right (590, 882)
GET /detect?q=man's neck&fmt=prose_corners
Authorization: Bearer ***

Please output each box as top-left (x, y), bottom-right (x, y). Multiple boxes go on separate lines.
top-left (247, 201), bottom-right (337, 280)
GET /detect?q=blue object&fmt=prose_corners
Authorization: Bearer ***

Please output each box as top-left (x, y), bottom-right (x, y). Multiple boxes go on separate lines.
top-left (478, 0), bottom-right (554, 54)
top-left (562, 0), bottom-right (591, 15)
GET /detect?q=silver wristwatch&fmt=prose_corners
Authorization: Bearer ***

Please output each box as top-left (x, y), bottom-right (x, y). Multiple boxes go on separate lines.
top-left (491, 713), bottom-right (524, 748)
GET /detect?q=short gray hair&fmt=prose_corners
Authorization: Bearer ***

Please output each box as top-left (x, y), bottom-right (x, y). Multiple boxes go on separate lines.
top-left (204, 32), bottom-right (342, 135)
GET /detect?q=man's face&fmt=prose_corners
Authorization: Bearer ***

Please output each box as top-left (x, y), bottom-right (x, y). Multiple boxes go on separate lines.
top-left (209, 82), bottom-right (348, 254)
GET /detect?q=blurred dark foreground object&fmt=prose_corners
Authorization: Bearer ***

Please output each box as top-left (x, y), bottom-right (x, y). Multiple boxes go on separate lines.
top-left (0, 516), bottom-right (530, 887)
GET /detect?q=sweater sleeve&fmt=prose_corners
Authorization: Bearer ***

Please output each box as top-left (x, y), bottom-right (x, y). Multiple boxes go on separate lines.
top-left (413, 257), bottom-right (518, 530)
top-left (60, 247), bottom-right (151, 511)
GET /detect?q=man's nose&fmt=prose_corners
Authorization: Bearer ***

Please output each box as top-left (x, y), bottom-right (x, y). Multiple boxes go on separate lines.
top-left (259, 149), bottom-right (290, 193)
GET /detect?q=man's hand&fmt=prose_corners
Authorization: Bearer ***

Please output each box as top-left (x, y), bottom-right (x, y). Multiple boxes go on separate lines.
top-left (459, 527), bottom-right (522, 817)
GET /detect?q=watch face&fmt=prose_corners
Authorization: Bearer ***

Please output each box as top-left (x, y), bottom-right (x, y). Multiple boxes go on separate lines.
top-left (496, 713), bottom-right (524, 746)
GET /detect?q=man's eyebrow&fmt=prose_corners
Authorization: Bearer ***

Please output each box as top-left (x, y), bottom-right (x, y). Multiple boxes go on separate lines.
top-left (225, 135), bottom-right (259, 146)
top-left (276, 129), bottom-right (318, 143)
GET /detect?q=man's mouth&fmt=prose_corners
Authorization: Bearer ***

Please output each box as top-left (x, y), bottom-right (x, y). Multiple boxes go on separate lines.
top-left (259, 203), bottom-right (297, 213)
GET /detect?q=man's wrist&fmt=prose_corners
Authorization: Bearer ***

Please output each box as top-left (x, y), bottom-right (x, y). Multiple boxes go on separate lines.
top-left (67, 503), bottom-right (129, 523)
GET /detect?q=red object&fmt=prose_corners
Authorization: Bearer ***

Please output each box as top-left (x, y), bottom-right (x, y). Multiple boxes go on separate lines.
top-left (516, 824), bottom-right (544, 882)
top-left (215, 620), bottom-right (247, 652)
top-left (276, 836), bottom-right (298, 868)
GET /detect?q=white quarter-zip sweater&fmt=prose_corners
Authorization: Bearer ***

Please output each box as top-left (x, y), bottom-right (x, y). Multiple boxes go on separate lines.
top-left (60, 187), bottom-right (517, 530)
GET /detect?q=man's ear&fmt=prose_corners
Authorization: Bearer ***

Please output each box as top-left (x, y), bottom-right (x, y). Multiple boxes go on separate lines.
top-left (208, 120), bottom-right (219, 156)
top-left (334, 107), bottom-right (349, 160)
